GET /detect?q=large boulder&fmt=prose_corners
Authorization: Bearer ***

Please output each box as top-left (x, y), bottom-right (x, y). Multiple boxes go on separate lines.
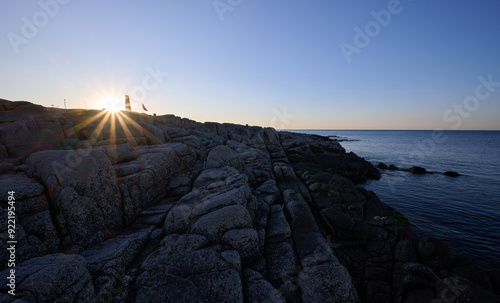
top-left (118, 144), bottom-right (186, 224)
top-left (165, 167), bottom-right (253, 235)
top-left (408, 166), bottom-right (427, 174)
top-left (27, 149), bottom-right (123, 250)
top-left (205, 145), bottom-right (245, 172)
top-left (140, 122), bottom-right (167, 145)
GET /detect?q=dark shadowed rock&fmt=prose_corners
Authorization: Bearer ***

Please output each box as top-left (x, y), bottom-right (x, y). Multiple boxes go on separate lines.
top-left (266, 241), bottom-right (297, 286)
top-left (283, 189), bottom-right (320, 234)
top-left (135, 234), bottom-right (243, 303)
top-left (340, 152), bottom-right (381, 182)
top-left (488, 269), bottom-right (500, 295)
top-left (191, 205), bottom-right (253, 242)
top-left (418, 237), bottom-right (455, 271)
top-left (408, 166), bottom-right (427, 174)
top-left (299, 262), bottom-right (359, 303)
top-left (0, 254), bottom-right (96, 302)
top-left (98, 144), bottom-right (137, 164)
top-left (205, 145), bottom-right (245, 172)
top-left (243, 268), bottom-right (286, 303)
top-left (444, 171), bottom-right (461, 177)
top-left (165, 168), bottom-right (254, 238)
top-left (266, 204), bottom-right (292, 242)
top-left (433, 277), bottom-right (500, 303)
top-left (377, 162), bottom-right (388, 169)
top-left (27, 149), bottom-right (123, 250)
top-left (395, 240), bottom-right (419, 263)
top-left (222, 228), bottom-right (259, 263)
top-left (0, 99), bottom-right (47, 112)
top-left (452, 254), bottom-right (492, 291)
top-left (0, 115), bottom-right (64, 159)
top-left (282, 189), bottom-right (359, 302)
top-left (80, 227), bottom-right (154, 301)
top-left (140, 122), bottom-right (167, 145)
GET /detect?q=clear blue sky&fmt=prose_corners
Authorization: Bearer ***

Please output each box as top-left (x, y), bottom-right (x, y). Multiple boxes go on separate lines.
top-left (1, 0), bottom-right (499, 130)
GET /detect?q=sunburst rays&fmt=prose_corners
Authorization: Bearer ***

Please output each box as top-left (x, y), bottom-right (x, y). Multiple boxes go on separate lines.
top-left (71, 108), bottom-right (156, 153)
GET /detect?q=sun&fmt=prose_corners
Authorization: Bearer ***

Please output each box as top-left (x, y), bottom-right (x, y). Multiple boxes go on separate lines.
top-left (75, 95), bottom-right (155, 148)
top-left (99, 96), bottom-right (123, 112)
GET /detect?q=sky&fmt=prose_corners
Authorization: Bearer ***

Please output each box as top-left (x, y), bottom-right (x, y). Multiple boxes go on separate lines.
top-left (1, 0), bottom-right (499, 130)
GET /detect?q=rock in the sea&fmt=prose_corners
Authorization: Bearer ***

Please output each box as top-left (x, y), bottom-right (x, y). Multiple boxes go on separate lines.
top-left (408, 166), bottom-right (427, 174)
top-left (377, 162), bottom-right (389, 169)
top-left (444, 171), bottom-right (461, 177)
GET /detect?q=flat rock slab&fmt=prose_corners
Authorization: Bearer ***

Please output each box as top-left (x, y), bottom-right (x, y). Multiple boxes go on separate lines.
top-left (191, 205), bottom-right (253, 242)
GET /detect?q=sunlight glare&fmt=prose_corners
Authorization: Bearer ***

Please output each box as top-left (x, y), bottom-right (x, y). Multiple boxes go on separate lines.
top-left (99, 96), bottom-right (123, 112)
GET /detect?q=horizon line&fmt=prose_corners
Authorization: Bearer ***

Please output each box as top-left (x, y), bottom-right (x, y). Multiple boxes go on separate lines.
top-left (282, 129), bottom-right (500, 131)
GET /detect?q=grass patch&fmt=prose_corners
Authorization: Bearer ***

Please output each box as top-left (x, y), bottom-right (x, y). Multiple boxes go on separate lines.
top-left (392, 210), bottom-right (416, 227)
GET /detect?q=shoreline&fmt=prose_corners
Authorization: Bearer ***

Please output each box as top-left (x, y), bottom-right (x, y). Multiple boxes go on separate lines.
top-left (293, 129), bottom-right (500, 272)
top-left (1, 99), bottom-right (499, 302)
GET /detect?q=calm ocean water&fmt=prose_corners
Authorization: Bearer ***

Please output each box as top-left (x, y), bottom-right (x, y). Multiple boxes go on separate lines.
top-left (292, 130), bottom-right (500, 270)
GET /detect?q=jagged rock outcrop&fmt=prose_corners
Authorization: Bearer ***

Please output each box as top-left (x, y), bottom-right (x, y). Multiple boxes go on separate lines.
top-left (0, 99), bottom-right (499, 303)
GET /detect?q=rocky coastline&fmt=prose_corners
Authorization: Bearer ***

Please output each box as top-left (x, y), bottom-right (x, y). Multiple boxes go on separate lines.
top-left (0, 99), bottom-right (499, 302)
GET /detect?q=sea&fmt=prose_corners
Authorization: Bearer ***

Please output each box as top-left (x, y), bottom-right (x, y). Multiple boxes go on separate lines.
top-left (291, 130), bottom-right (500, 271)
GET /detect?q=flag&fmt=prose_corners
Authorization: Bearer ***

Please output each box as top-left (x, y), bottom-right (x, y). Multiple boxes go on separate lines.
top-left (142, 103), bottom-right (148, 111)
